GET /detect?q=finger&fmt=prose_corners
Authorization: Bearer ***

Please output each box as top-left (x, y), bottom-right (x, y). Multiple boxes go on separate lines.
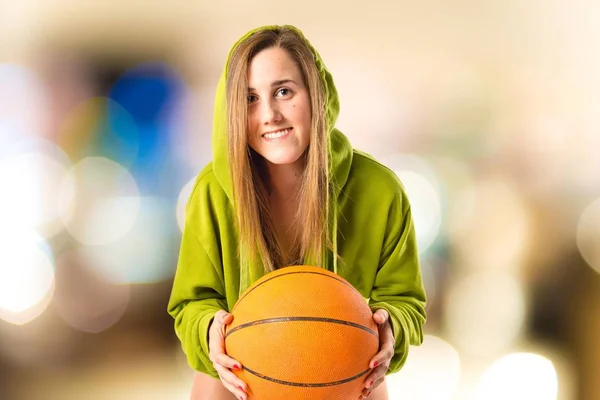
top-left (220, 378), bottom-right (248, 400)
top-left (372, 309), bottom-right (389, 324)
top-left (213, 352), bottom-right (243, 371)
top-left (215, 364), bottom-right (249, 396)
top-left (219, 373), bottom-right (248, 398)
top-left (359, 377), bottom-right (384, 399)
top-left (215, 310), bottom-right (233, 325)
top-left (362, 365), bottom-right (386, 389)
top-left (208, 332), bottom-right (226, 356)
top-left (222, 313), bottom-right (234, 325)
top-left (368, 345), bottom-right (394, 369)
top-left (208, 321), bottom-right (229, 355)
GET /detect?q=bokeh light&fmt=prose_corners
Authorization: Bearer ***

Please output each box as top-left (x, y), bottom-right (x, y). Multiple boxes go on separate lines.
top-left (396, 170), bottom-right (442, 254)
top-left (387, 335), bottom-right (460, 400)
top-left (108, 62), bottom-right (183, 129)
top-left (429, 156), bottom-right (474, 231)
top-left (573, 107), bottom-right (600, 191)
top-left (381, 154), bottom-right (443, 254)
top-left (577, 197), bottom-right (600, 274)
top-left (0, 139), bottom-right (72, 239)
top-left (107, 62), bottom-right (188, 196)
top-left (445, 270), bottom-right (526, 357)
top-left (0, 63), bottom-right (48, 152)
top-left (176, 177), bottom-right (196, 232)
top-left (91, 99), bottom-right (140, 168)
top-left (420, 257), bottom-right (437, 311)
top-left (56, 97), bottom-right (109, 161)
top-left (448, 176), bottom-right (530, 273)
top-left (78, 197), bottom-right (178, 284)
top-left (58, 157), bottom-right (140, 246)
top-left (54, 250), bottom-right (130, 334)
top-left (0, 230), bottom-right (55, 325)
top-left (474, 353), bottom-right (558, 400)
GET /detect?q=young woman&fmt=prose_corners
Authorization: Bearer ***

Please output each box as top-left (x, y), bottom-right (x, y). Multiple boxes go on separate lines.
top-left (168, 25), bottom-right (427, 400)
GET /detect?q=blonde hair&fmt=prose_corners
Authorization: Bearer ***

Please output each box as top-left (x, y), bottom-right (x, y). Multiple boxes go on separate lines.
top-left (226, 26), bottom-right (329, 273)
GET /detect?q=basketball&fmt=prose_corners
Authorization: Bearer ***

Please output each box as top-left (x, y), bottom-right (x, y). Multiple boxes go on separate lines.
top-left (224, 265), bottom-right (379, 399)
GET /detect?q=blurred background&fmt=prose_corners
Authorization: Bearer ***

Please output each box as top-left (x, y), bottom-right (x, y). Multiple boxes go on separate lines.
top-left (1, 1), bottom-right (599, 399)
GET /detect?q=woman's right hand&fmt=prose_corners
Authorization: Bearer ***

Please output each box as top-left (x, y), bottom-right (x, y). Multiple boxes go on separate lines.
top-left (208, 310), bottom-right (249, 400)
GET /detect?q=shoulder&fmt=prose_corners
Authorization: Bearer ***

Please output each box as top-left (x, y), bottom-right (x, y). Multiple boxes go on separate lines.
top-left (347, 150), bottom-right (405, 197)
top-left (339, 149), bottom-right (414, 218)
top-left (183, 162), bottom-right (234, 239)
top-left (197, 162), bottom-right (215, 182)
top-left (190, 162), bottom-right (224, 196)
top-left (187, 162), bottom-right (230, 211)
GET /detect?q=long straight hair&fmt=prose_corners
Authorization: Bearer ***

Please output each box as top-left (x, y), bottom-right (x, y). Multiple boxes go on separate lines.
top-left (226, 27), bottom-right (329, 273)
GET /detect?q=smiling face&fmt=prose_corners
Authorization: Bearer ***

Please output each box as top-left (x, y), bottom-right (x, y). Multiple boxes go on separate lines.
top-left (246, 47), bottom-right (312, 168)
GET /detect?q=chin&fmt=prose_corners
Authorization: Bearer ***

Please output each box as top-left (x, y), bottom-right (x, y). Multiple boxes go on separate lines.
top-left (264, 157), bottom-right (302, 166)
top-left (261, 152), bottom-right (305, 166)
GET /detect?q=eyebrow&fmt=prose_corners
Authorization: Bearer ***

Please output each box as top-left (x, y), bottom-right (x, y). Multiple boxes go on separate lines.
top-left (248, 79), bottom-right (297, 91)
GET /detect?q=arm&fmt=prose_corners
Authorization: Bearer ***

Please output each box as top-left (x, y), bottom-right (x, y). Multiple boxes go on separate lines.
top-left (167, 179), bottom-right (228, 378)
top-left (368, 188), bottom-right (427, 374)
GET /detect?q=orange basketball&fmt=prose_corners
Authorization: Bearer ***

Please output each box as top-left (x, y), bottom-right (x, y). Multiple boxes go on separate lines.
top-left (225, 265), bottom-right (379, 399)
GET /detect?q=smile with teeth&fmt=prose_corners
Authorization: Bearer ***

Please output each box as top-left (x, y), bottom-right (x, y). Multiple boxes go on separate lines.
top-left (262, 128), bottom-right (292, 140)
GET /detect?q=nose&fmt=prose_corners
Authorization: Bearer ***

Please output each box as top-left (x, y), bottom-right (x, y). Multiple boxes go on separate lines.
top-left (260, 99), bottom-right (282, 125)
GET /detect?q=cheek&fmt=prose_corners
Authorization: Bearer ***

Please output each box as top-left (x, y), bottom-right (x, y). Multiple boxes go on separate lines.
top-left (297, 105), bottom-right (312, 144)
top-left (293, 101), bottom-right (311, 126)
top-left (247, 110), bottom-right (255, 126)
top-left (247, 112), bottom-right (258, 133)
top-left (303, 109), bottom-right (312, 131)
top-left (246, 118), bottom-right (257, 147)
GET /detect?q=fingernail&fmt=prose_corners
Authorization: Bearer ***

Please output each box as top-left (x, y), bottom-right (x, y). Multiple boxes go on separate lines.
top-left (373, 361), bottom-right (379, 368)
top-left (233, 364), bottom-right (241, 370)
top-left (369, 380), bottom-right (373, 387)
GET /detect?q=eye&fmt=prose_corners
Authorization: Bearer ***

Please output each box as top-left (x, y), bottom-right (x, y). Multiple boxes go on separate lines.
top-left (247, 94), bottom-right (258, 104)
top-left (275, 88), bottom-right (292, 97)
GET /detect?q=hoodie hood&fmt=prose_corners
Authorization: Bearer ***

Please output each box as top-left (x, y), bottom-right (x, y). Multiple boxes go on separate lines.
top-left (211, 25), bottom-right (352, 290)
top-left (211, 24), bottom-right (353, 203)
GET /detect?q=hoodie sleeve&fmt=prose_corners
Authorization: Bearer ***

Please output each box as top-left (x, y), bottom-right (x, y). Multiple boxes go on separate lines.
top-left (167, 178), bottom-right (227, 378)
top-left (368, 187), bottom-right (427, 375)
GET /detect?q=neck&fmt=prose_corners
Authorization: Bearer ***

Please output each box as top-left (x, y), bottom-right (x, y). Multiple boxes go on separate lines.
top-left (263, 159), bottom-right (304, 200)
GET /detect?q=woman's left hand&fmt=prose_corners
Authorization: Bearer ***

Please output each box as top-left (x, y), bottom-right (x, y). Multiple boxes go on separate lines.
top-left (360, 309), bottom-right (395, 399)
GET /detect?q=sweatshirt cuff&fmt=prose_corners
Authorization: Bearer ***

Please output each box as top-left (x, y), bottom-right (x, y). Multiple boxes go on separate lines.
top-left (197, 309), bottom-right (220, 378)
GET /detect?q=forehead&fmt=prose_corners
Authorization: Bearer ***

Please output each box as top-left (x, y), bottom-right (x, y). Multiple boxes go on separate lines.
top-left (247, 47), bottom-right (302, 86)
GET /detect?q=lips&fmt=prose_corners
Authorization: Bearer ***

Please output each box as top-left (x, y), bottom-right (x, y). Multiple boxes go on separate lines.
top-left (262, 128), bottom-right (292, 140)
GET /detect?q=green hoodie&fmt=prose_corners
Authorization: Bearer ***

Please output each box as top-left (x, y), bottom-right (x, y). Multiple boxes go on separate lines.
top-left (167, 25), bottom-right (426, 379)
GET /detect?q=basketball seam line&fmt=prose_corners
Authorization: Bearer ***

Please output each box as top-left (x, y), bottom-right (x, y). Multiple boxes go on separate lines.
top-left (225, 316), bottom-right (378, 338)
top-left (231, 270), bottom-right (357, 313)
top-left (242, 365), bottom-right (372, 387)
